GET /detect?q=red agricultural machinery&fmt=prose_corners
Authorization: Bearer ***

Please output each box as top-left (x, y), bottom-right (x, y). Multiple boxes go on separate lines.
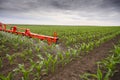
top-left (0, 22), bottom-right (58, 45)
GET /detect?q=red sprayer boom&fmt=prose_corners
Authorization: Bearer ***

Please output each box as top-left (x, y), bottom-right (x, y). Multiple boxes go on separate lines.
top-left (0, 22), bottom-right (58, 45)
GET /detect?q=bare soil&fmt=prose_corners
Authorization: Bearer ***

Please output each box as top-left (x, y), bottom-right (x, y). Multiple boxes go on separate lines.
top-left (43, 35), bottom-right (120, 80)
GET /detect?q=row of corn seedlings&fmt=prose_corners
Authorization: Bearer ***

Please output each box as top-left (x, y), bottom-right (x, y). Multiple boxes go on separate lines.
top-left (75, 31), bottom-right (120, 54)
top-left (80, 41), bottom-right (120, 80)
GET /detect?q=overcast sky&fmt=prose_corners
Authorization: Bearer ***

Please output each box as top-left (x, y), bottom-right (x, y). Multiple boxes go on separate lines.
top-left (0, 0), bottom-right (120, 25)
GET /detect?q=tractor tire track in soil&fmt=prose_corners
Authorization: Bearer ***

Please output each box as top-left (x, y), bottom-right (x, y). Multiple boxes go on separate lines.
top-left (44, 35), bottom-right (120, 80)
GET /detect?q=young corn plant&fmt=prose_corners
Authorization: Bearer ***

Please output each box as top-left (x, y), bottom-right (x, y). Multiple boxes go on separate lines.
top-left (35, 46), bottom-right (40, 53)
top-left (70, 48), bottom-right (77, 58)
top-left (6, 54), bottom-right (14, 65)
top-left (35, 61), bottom-right (44, 79)
top-left (13, 64), bottom-right (34, 80)
top-left (13, 43), bottom-right (19, 50)
top-left (29, 58), bottom-right (43, 80)
top-left (80, 64), bottom-right (103, 80)
top-left (20, 49), bottom-right (33, 61)
top-left (26, 48), bottom-right (33, 58)
top-left (37, 54), bottom-right (44, 60)
top-left (0, 72), bottom-right (13, 80)
top-left (95, 40), bottom-right (101, 47)
top-left (51, 55), bottom-right (58, 73)
top-left (80, 43), bottom-right (86, 51)
top-left (43, 53), bottom-right (53, 74)
top-left (89, 42), bottom-right (94, 51)
top-left (98, 55), bottom-right (120, 80)
top-left (64, 50), bottom-right (72, 64)
top-left (57, 52), bottom-right (65, 67)
top-left (42, 53), bottom-right (58, 73)
top-left (29, 58), bottom-right (43, 79)
top-left (114, 45), bottom-right (120, 57)
top-left (85, 43), bottom-right (91, 53)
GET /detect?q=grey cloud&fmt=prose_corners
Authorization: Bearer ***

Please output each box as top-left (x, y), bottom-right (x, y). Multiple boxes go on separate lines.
top-left (0, 0), bottom-right (120, 12)
top-left (50, 0), bottom-right (69, 9)
top-left (104, 0), bottom-right (120, 7)
top-left (99, 0), bottom-right (120, 11)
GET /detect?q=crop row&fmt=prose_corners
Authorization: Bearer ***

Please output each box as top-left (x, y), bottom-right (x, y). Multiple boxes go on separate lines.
top-left (80, 40), bottom-right (120, 80)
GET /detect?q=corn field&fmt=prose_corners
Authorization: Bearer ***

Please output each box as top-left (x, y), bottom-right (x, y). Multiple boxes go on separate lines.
top-left (0, 25), bottom-right (120, 80)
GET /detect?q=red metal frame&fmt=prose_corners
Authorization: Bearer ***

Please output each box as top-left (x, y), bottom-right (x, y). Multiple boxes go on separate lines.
top-left (0, 22), bottom-right (58, 45)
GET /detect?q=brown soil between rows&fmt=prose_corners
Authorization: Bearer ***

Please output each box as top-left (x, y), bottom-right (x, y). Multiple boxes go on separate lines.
top-left (43, 35), bottom-right (120, 80)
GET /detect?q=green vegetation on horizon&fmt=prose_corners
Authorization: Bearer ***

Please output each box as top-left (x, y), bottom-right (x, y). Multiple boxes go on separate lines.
top-left (7, 25), bottom-right (120, 46)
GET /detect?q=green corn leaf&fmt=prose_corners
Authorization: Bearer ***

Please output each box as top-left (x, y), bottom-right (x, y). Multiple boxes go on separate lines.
top-left (97, 65), bottom-right (102, 80)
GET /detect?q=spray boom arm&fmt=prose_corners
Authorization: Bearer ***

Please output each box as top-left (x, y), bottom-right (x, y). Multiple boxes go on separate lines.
top-left (0, 22), bottom-right (58, 45)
